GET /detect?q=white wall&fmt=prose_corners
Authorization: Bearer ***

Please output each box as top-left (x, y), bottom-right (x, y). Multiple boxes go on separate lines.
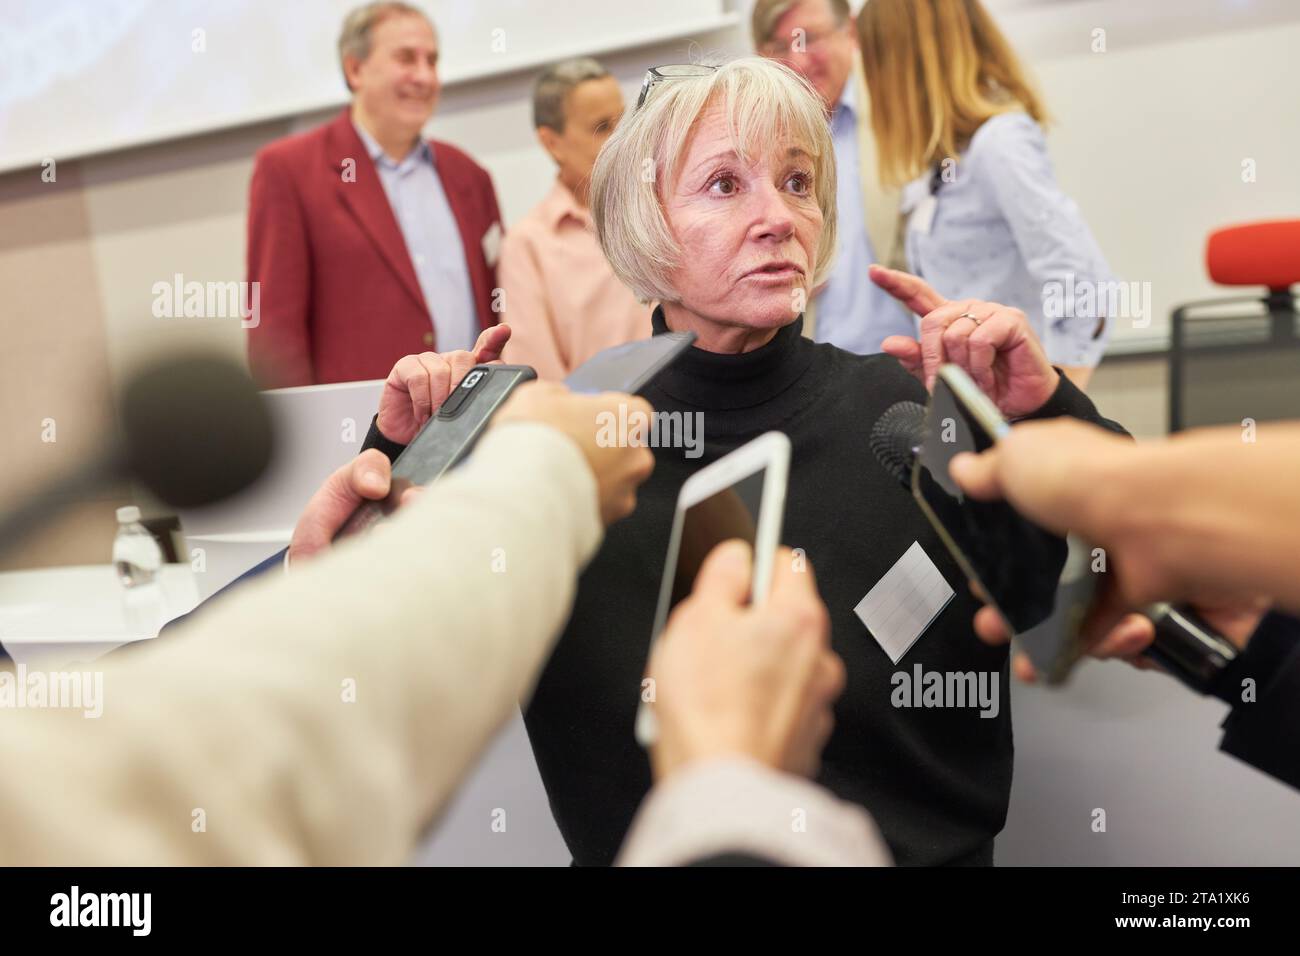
top-left (1025, 10), bottom-right (1300, 349)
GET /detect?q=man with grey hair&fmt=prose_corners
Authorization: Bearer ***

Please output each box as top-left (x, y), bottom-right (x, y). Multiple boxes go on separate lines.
top-left (246, 2), bottom-right (503, 387)
top-left (753, 0), bottom-right (910, 355)
top-left (499, 58), bottom-right (650, 380)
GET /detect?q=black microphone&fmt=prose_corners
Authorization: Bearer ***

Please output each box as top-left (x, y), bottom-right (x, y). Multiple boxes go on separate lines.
top-left (869, 400), bottom-right (1239, 695)
top-left (869, 400), bottom-right (927, 487)
top-left (0, 353), bottom-right (273, 557)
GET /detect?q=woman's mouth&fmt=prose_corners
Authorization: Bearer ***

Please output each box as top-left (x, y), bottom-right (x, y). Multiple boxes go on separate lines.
top-left (741, 261), bottom-right (804, 284)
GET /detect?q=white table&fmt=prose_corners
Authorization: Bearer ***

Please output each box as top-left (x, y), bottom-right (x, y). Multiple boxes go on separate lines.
top-left (0, 564), bottom-right (200, 669)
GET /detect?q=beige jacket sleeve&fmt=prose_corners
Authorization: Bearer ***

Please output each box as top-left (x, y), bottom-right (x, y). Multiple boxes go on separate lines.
top-left (0, 422), bottom-right (601, 865)
top-left (616, 757), bottom-right (893, 867)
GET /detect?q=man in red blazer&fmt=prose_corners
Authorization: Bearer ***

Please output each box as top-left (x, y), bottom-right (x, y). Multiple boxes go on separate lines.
top-left (247, 2), bottom-right (503, 388)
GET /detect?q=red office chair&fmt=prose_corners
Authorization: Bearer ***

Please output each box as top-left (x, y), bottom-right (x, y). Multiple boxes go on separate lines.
top-left (1168, 219), bottom-right (1300, 432)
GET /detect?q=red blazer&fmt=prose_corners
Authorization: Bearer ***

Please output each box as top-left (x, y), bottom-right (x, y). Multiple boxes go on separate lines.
top-left (246, 109), bottom-right (502, 387)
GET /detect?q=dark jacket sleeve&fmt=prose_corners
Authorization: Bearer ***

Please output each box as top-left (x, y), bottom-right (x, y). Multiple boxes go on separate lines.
top-left (1217, 611), bottom-right (1300, 791)
top-left (1015, 368), bottom-right (1130, 438)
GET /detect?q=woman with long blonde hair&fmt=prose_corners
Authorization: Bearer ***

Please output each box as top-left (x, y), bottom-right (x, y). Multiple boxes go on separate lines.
top-left (859, 0), bottom-right (1115, 387)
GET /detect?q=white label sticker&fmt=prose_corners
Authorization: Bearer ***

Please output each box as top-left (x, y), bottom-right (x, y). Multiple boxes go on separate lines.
top-left (908, 194), bottom-right (937, 237)
top-left (854, 541), bottom-right (955, 664)
top-left (481, 221), bottom-right (502, 267)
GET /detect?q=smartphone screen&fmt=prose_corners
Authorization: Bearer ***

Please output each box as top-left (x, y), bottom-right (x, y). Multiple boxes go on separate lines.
top-left (912, 373), bottom-right (1067, 634)
top-left (638, 433), bottom-right (789, 746)
top-left (658, 468), bottom-right (768, 627)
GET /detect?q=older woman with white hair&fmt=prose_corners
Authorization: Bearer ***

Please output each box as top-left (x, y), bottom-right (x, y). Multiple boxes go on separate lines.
top-left (521, 57), bottom-right (1126, 866)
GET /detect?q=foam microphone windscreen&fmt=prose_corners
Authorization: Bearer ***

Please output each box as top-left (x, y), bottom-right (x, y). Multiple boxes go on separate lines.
top-left (869, 400), bottom-right (927, 487)
top-left (1206, 219), bottom-right (1300, 291)
top-left (118, 354), bottom-right (274, 508)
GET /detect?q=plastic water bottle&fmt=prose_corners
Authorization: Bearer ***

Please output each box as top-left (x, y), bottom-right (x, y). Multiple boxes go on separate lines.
top-left (113, 506), bottom-right (162, 588)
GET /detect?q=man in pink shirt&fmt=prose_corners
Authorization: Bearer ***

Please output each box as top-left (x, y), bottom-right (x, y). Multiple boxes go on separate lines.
top-left (500, 59), bottom-right (651, 380)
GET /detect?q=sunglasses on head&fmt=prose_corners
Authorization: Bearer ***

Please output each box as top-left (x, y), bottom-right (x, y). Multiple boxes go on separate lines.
top-left (635, 64), bottom-right (720, 111)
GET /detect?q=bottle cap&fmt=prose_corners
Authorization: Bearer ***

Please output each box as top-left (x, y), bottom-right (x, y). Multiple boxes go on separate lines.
top-left (116, 505), bottom-right (142, 524)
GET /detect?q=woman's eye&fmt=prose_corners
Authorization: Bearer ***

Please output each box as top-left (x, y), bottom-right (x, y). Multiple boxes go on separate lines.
top-left (707, 175), bottom-right (737, 195)
top-left (786, 172), bottom-right (812, 195)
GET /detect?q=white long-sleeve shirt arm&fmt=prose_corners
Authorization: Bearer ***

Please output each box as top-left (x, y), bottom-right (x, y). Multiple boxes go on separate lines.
top-left (979, 113), bottom-right (1116, 368)
top-left (0, 422), bottom-right (601, 865)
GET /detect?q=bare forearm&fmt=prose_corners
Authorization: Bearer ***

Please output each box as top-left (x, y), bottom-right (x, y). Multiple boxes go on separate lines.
top-left (1099, 424), bottom-right (1300, 611)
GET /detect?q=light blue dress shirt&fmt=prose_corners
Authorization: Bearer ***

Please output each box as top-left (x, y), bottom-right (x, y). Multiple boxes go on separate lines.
top-left (901, 112), bottom-right (1115, 367)
top-left (354, 121), bottom-right (478, 353)
top-left (815, 79), bottom-right (917, 354)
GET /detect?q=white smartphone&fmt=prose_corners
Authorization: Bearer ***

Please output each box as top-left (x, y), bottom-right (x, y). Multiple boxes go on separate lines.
top-left (635, 431), bottom-right (792, 748)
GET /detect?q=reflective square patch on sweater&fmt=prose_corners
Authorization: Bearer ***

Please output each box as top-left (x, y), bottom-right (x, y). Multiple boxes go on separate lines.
top-left (854, 541), bottom-right (955, 663)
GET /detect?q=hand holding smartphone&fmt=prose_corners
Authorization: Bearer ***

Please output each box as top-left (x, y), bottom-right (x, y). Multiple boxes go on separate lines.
top-left (914, 365), bottom-right (1238, 691)
top-left (636, 431), bottom-right (791, 747)
top-left (335, 364), bottom-right (536, 539)
top-left (334, 332), bottom-right (697, 541)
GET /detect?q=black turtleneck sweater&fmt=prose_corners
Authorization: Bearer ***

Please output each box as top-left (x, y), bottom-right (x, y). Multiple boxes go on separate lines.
top-left (522, 308), bottom-right (1126, 866)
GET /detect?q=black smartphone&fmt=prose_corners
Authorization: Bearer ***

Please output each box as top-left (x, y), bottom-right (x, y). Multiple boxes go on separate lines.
top-left (336, 364), bottom-right (536, 539)
top-left (335, 331), bottom-right (699, 540)
top-left (563, 331), bottom-right (695, 395)
top-left (912, 365), bottom-right (1095, 681)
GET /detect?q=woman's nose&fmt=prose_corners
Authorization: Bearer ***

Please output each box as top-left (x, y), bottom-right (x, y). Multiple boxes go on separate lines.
top-left (750, 182), bottom-right (795, 240)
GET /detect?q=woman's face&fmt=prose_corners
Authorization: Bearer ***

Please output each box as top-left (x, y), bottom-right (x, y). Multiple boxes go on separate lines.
top-left (662, 106), bottom-right (824, 338)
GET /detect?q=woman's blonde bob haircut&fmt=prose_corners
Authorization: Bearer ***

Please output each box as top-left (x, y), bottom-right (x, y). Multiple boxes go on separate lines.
top-left (858, 0), bottom-right (1048, 187)
top-left (590, 57), bottom-right (837, 305)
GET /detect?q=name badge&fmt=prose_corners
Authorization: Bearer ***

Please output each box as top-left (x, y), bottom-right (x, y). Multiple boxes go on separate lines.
top-left (854, 541), bottom-right (954, 663)
top-left (908, 195), bottom-right (938, 237)
top-left (481, 222), bottom-right (502, 267)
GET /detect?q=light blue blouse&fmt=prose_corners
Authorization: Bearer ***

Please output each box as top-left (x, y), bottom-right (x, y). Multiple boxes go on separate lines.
top-left (901, 112), bottom-right (1114, 367)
